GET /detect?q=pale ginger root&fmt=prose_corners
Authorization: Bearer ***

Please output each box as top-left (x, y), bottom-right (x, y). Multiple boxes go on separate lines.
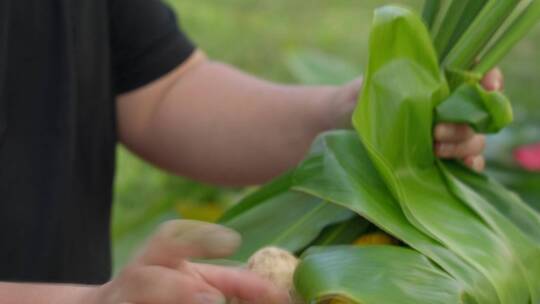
top-left (231, 247), bottom-right (303, 304)
top-left (247, 247), bottom-right (299, 291)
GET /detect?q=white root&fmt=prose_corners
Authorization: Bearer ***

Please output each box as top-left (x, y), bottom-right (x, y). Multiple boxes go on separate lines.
top-left (231, 247), bottom-right (303, 304)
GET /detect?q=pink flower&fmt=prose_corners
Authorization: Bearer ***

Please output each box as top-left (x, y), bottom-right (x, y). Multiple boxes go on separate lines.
top-left (514, 143), bottom-right (540, 171)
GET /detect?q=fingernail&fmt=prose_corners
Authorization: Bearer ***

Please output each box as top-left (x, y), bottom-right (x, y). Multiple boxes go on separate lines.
top-left (203, 229), bottom-right (242, 252)
top-left (194, 293), bottom-right (226, 304)
top-left (173, 224), bottom-right (241, 252)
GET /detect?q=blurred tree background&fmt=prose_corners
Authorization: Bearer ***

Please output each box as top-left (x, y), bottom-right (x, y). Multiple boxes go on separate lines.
top-left (112, 0), bottom-right (540, 270)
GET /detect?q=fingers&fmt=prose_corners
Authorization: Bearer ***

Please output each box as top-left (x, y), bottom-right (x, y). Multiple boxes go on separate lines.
top-left (435, 67), bottom-right (501, 171)
top-left (434, 123), bottom-right (475, 143)
top-left (434, 68), bottom-right (502, 171)
top-left (132, 220), bottom-right (242, 269)
top-left (481, 67), bottom-right (504, 91)
top-left (434, 123), bottom-right (486, 172)
top-left (435, 134), bottom-right (486, 159)
top-left (434, 123), bottom-right (486, 171)
top-left (192, 263), bottom-right (291, 304)
top-left (109, 220), bottom-right (288, 304)
top-left (114, 266), bottom-right (226, 304)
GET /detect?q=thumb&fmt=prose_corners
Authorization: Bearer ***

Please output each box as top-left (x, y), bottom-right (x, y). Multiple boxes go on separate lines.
top-left (131, 220), bottom-right (242, 269)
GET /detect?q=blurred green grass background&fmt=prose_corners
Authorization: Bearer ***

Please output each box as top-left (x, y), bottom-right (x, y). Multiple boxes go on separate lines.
top-left (112, 0), bottom-right (540, 269)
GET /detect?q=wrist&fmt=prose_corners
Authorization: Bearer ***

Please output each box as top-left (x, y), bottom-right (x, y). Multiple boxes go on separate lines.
top-left (318, 78), bottom-right (363, 130)
top-left (61, 285), bottom-right (101, 304)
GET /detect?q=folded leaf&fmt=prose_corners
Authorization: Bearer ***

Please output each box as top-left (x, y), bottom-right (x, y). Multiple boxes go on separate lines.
top-left (435, 83), bottom-right (513, 133)
top-left (220, 174), bottom-right (355, 261)
top-left (293, 130), bottom-right (497, 303)
top-left (295, 246), bottom-right (464, 304)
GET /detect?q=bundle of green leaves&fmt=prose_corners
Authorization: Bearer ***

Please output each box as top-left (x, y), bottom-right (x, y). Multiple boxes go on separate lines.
top-left (218, 1), bottom-right (540, 303)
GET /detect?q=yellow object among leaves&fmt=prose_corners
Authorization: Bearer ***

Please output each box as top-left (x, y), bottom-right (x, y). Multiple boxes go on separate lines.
top-left (353, 232), bottom-right (398, 246)
top-left (176, 201), bottom-right (225, 223)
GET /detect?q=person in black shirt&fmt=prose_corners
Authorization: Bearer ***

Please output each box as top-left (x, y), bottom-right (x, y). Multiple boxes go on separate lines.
top-left (0, 0), bottom-right (502, 303)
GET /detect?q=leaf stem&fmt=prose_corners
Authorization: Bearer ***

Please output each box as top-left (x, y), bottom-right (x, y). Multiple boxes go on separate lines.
top-left (434, 1), bottom-right (473, 59)
top-left (423, 0), bottom-right (442, 30)
top-left (436, 0), bottom-right (489, 61)
top-left (475, 1), bottom-right (540, 74)
top-left (444, 0), bottom-right (522, 70)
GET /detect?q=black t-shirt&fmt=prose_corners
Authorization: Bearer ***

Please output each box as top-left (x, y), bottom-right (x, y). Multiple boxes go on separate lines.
top-left (0, 0), bottom-right (194, 284)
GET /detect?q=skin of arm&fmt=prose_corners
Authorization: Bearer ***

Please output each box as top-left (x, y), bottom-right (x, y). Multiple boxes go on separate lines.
top-left (117, 50), bottom-right (497, 186)
top-left (117, 50), bottom-right (359, 186)
top-left (0, 283), bottom-right (93, 303)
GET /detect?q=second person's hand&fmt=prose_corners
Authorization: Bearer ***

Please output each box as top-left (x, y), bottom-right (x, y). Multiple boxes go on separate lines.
top-left (81, 220), bottom-right (290, 304)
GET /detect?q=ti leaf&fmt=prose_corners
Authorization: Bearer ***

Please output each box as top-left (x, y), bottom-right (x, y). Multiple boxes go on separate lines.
top-left (292, 130), bottom-right (497, 303)
top-left (435, 83), bottom-right (513, 133)
top-left (353, 5), bottom-right (537, 304)
top-left (295, 246), bottom-right (464, 304)
top-left (220, 180), bottom-right (355, 261)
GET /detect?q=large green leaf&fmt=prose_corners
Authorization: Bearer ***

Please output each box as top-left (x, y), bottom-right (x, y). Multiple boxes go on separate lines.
top-left (488, 164), bottom-right (540, 212)
top-left (222, 190), bottom-right (355, 261)
top-left (308, 217), bottom-right (370, 248)
top-left (446, 162), bottom-right (540, 246)
top-left (353, 5), bottom-right (535, 304)
top-left (219, 171), bottom-right (294, 223)
top-left (295, 246), bottom-right (464, 304)
top-left (292, 130), bottom-right (497, 303)
top-left (442, 162), bottom-right (540, 301)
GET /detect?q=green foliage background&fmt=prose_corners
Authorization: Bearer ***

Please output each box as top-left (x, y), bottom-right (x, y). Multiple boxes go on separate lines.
top-left (112, 0), bottom-right (540, 270)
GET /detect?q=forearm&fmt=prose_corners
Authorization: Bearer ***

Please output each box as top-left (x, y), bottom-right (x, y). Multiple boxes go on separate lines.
top-left (120, 59), bottom-right (359, 186)
top-left (0, 282), bottom-right (93, 304)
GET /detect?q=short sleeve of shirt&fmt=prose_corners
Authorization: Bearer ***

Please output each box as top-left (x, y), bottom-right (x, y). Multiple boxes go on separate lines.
top-left (110, 0), bottom-right (195, 94)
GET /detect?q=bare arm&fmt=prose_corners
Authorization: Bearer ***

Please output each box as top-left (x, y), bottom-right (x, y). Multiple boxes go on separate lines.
top-left (0, 282), bottom-right (91, 303)
top-left (117, 51), bottom-right (359, 186)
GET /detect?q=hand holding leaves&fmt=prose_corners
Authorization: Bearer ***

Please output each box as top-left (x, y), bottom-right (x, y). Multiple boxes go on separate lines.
top-left (434, 68), bottom-right (504, 171)
top-left (333, 68), bottom-right (503, 172)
